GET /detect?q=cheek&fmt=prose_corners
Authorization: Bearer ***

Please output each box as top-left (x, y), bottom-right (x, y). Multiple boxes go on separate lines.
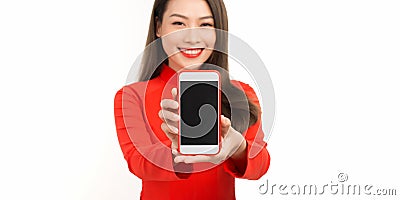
top-left (202, 30), bottom-right (217, 49)
top-left (203, 49), bottom-right (214, 59)
top-left (203, 36), bottom-right (216, 60)
top-left (160, 29), bottom-right (185, 56)
top-left (209, 36), bottom-right (217, 48)
top-left (161, 37), bottom-right (178, 57)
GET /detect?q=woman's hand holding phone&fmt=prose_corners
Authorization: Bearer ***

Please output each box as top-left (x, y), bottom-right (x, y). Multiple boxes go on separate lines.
top-left (158, 88), bottom-right (180, 151)
top-left (173, 112), bottom-right (247, 165)
top-left (159, 87), bottom-right (247, 165)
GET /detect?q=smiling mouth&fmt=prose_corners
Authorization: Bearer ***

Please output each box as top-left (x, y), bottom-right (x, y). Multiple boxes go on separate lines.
top-left (178, 47), bottom-right (205, 58)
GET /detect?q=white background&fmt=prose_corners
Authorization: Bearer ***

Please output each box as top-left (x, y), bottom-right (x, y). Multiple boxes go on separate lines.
top-left (0, 0), bottom-right (399, 199)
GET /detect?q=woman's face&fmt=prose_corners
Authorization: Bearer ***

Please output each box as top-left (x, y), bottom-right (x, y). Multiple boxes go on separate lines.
top-left (157, 0), bottom-right (216, 71)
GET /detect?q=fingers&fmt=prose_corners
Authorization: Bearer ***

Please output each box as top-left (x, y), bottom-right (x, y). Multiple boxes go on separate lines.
top-left (161, 122), bottom-right (178, 150)
top-left (159, 89), bottom-right (180, 150)
top-left (160, 99), bottom-right (179, 110)
top-left (172, 149), bottom-right (179, 155)
top-left (174, 153), bottom-right (227, 164)
top-left (158, 109), bottom-right (180, 122)
top-left (171, 88), bottom-right (177, 101)
top-left (168, 133), bottom-right (178, 150)
top-left (174, 155), bottom-right (210, 164)
top-left (161, 122), bottom-right (179, 147)
top-left (161, 122), bottom-right (178, 135)
top-left (174, 132), bottom-right (231, 164)
top-left (158, 110), bottom-right (179, 136)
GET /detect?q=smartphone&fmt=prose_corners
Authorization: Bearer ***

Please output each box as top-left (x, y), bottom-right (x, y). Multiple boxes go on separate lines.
top-left (178, 70), bottom-right (221, 155)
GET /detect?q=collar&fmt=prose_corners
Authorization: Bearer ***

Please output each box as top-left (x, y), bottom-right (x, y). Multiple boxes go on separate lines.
top-left (159, 63), bottom-right (178, 84)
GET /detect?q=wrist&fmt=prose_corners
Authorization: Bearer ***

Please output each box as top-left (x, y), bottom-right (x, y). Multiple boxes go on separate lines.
top-left (231, 138), bottom-right (247, 160)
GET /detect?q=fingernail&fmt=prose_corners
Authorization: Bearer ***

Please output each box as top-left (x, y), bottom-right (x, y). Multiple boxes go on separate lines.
top-left (172, 127), bottom-right (178, 133)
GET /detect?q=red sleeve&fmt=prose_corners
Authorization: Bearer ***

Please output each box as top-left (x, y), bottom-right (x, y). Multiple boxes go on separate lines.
top-left (223, 81), bottom-right (271, 180)
top-left (114, 86), bottom-right (191, 181)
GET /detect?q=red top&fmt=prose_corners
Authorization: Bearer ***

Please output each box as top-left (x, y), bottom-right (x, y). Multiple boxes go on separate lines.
top-left (114, 63), bottom-right (270, 200)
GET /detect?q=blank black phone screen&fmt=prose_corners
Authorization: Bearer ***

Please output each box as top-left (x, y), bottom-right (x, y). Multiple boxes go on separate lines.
top-left (180, 81), bottom-right (218, 145)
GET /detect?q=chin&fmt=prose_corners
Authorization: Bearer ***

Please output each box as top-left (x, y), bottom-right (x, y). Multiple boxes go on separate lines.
top-left (172, 59), bottom-right (206, 70)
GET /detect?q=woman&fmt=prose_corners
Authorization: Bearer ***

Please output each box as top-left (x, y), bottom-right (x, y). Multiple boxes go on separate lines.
top-left (114, 0), bottom-right (270, 199)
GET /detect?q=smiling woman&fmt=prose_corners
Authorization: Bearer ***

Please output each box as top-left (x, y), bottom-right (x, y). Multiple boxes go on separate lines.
top-left (114, 0), bottom-right (271, 199)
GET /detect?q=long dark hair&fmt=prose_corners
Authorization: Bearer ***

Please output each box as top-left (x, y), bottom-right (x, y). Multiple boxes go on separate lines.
top-left (137, 0), bottom-right (259, 133)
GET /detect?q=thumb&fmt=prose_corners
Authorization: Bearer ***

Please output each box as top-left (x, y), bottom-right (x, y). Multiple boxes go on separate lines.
top-left (220, 115), bottom-right (231, 137)
top-left (221, 115), bottom-right (231, 128)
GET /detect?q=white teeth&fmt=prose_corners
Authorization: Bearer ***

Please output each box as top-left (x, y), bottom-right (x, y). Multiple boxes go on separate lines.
top-left (181, 49), bottom-right (202, 55)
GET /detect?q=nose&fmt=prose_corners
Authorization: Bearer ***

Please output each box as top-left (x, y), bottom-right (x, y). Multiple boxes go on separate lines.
top-left (183, 28), bottom-right (201, 44)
